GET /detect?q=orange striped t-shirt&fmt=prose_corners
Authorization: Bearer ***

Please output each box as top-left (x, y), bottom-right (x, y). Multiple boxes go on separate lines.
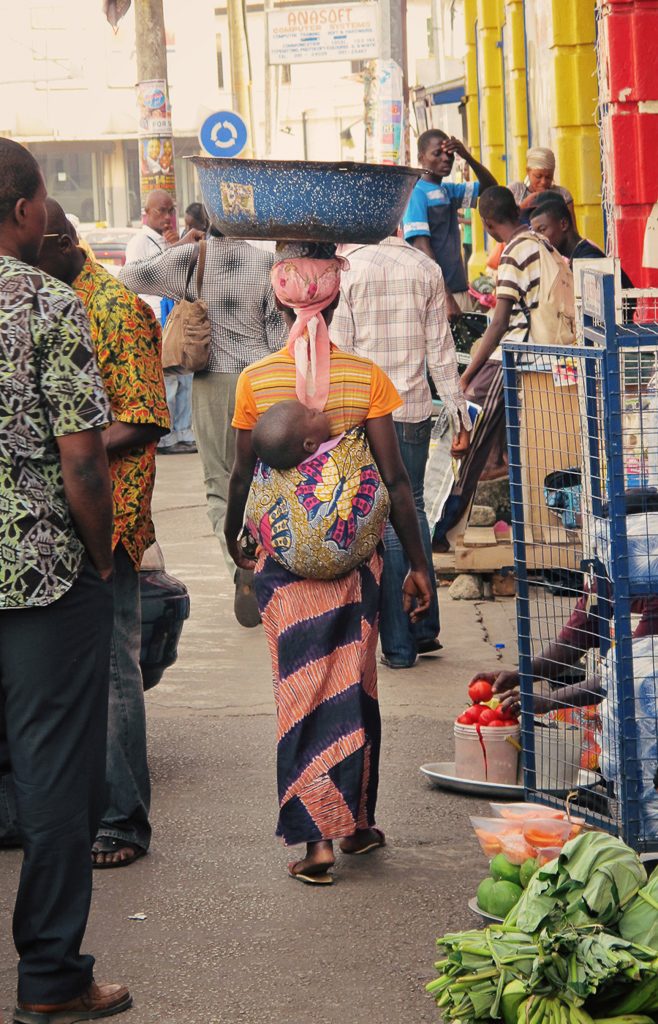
top-left (232, 345), bottom-right (402, 435)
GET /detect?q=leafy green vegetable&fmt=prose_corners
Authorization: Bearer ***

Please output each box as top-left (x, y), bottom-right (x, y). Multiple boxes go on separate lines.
top-left (618, 865), bottom-right (658, 950)
top-left (507, 834), bottom-right (647, 934)
top-left (427, 924), bottom-right (657, 1024)
top-left (591, 969), bottom-right (658, 1016)
top-left (428, 836), bottom-right (658, 1024)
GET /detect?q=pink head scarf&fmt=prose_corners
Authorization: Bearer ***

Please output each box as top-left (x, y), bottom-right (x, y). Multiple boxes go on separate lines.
top-left (271, 256), bottom-right (347, 411)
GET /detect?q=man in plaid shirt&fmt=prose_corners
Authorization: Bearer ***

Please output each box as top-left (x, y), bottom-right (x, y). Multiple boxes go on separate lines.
top-left (332, 236), bottom-right (471, 668)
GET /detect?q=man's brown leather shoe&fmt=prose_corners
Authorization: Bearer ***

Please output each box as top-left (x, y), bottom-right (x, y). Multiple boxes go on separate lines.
top-left (13, 981), bottom-right (132, 1023)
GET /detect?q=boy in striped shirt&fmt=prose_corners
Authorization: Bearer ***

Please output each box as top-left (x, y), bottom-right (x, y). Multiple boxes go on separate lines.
top-left (435, 186), bottom-right (564, 550)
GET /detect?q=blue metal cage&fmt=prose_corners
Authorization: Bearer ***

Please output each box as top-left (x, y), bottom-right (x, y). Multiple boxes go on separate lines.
top-left (503, 270), bottom-right (658, 852)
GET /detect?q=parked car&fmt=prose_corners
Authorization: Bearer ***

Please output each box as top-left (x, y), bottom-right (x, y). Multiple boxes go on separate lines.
top-left (84, 227), bottom-right (140, 275)
top-left (139, 543), bottom-right (190, 690)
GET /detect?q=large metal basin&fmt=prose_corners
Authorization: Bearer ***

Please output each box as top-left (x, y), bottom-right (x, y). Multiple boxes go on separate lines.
top-left (189, 157), bottom-right (420, 243)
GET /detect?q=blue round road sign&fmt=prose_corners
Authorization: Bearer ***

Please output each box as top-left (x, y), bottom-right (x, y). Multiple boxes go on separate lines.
top-left (199, 111), bottom-right (248, 158)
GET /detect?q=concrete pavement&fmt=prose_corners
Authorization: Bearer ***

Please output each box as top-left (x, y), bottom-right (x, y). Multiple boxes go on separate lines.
top-left (0, 453), bottom-right (520, 1024)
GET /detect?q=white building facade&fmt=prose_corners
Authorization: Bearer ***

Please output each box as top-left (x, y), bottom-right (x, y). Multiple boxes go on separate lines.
top-left (0, 0), bottom-right (437, 226)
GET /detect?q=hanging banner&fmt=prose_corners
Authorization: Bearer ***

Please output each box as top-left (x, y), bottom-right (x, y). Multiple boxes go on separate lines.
top-left (137, 80), bottom-right (172, 137)
top-left (364, 59), bottom-right (406, 166)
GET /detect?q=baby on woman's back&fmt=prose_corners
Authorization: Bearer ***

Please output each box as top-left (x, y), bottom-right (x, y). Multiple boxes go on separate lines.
top-left (252, 399), bottom-right (333, 470)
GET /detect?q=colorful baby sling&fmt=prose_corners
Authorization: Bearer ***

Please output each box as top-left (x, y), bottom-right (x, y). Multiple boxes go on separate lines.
top-left (245, 426), bottom-right (389, 580)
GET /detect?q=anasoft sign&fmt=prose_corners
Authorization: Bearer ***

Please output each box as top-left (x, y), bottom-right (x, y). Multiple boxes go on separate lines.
top-left (268, 3), bottom-right (378, 65)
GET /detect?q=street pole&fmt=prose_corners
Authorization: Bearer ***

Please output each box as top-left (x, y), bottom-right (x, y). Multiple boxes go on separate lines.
top-left (379, 0), bottom-right (409, 99)
top-left (263, 0), bottom-right (277, 157)
top-left (134, 0), bottom-right (177, 209)
top-left (227, 0), bottom-right (255, 156)
top-left (365, 0), bottom-right (410, 164)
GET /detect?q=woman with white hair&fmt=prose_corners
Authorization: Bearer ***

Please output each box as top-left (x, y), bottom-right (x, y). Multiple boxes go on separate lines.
top-left (509, 146), bottom-right (575, 225)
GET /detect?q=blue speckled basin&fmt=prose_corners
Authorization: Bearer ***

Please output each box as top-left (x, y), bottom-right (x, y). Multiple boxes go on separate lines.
top-left (188, 157), bottom-right (420, 243)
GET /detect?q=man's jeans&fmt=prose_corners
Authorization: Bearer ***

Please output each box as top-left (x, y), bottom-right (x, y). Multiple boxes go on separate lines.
top-left (159, 368), bottom-right (194, 448)
top-left (380, 417), bottom-right (440, 667)
top-left (97, 542), bottom-right (151, 852)
top-left (192, 370), bottom-right (241, 575)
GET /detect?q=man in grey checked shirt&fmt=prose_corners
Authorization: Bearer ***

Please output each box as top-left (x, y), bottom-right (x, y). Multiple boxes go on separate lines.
top-left (332, 235), bottom-right (471, 668)
top-left (120, 227), bottom-right (285, 615)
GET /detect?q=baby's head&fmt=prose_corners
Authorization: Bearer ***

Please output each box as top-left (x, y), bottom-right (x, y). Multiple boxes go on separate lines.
top-left (252, 400), bottom-right (331, 470)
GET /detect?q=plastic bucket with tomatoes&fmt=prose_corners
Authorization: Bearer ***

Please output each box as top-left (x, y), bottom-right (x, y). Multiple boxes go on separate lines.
top-left (454, 722), bottom-right (521, 785)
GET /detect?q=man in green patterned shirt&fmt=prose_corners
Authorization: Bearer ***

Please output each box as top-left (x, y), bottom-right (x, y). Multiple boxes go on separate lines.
top-left (0, 138), bottom-right (131, 1021)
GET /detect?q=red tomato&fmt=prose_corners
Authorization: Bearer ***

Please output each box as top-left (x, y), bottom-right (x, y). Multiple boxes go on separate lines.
top-left (456, 713), bottom-right (474, 725)
top-left (488, 719), bottom-right (512, 727)
top-left (468, 704), bottom-right (485, 721)
top-left (478, 707), bottom-right (498, 726)
top-left (468, 679), bottom-right (494, 704)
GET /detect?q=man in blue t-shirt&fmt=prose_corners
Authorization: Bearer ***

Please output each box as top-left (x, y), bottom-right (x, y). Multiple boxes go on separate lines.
top-left (403, 130), bottom-right (497, 319)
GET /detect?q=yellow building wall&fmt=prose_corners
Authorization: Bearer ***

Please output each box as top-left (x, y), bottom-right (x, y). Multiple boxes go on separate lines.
top-left (503, 0), bottom-right (528, 184)
top-left (464, 0), bottom-right (505, 274)
top-left (548, 0), bottom-right (603, 247)
top-left (463, 0), bottom-right (603, 266)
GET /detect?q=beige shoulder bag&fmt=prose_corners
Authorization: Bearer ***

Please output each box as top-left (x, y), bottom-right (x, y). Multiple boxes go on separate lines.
top-left (161, 240), bottom-right (211, 372)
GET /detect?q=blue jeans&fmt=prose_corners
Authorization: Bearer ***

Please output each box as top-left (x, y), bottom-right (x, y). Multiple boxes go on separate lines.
top-left (97, 543), bottom-right (151, 852)
top-left (159, 368), bottom-right (194, 448)
top-left (380, 417), bottom-right (440, 667)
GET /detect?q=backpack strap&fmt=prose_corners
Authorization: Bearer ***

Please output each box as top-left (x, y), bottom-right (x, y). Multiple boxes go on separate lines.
top-left (195, 239), bottom-right (207, 296)
top-left (518, 291), bottom-right (532, 344)
top-left (515, 230), bottom-right (550, 343)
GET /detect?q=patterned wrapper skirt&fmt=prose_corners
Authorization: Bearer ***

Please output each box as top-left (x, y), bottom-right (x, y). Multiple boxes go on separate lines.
top-left (253, 548), bottom-right (382, 846)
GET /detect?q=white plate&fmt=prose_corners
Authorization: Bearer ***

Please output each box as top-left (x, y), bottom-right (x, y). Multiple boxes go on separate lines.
top-left (467, 896), bottom-right (504, 923)
top-left (420, 762), bottom-right (525, 799)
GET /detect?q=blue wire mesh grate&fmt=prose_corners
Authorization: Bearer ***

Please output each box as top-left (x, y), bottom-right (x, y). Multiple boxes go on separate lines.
top-left (502, 275), bottom-right (658, 852)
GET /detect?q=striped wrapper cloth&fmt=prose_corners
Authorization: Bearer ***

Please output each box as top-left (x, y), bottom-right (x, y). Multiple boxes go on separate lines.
top-left (253, 548), bottom-right (382, 846)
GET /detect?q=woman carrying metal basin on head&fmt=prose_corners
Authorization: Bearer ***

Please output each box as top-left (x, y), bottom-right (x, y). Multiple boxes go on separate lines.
top-left (224, 237), bottom-right (436, 885)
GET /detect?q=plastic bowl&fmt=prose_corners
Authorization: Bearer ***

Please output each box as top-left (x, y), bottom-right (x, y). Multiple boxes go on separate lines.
top-left (490, 802), bottom-right (566, 821)
top-left (522, 818), bottom-right (574, 848)
top-left (189, 157), bottom-right (420, 243)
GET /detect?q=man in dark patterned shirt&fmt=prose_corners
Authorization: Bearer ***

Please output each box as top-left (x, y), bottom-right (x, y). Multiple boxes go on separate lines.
top-left (0, 139), bottom-right (131, 1019)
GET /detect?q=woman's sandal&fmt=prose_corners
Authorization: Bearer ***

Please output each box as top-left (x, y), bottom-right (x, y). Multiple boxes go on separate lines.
top-left (288, 860), bottom-right (334, 886)
top-left (339, 827), bottom-right (386, 856)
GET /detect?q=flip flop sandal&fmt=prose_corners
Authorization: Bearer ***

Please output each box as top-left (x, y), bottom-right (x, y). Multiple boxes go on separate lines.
top-left (234, 568), bottom-right (261, 628)
top-left (92, 837), bottom-right (147, 869)
top-left (288, 861), bottom-right (334, 886)
top-left (340, 828), bottom-right (386, 856)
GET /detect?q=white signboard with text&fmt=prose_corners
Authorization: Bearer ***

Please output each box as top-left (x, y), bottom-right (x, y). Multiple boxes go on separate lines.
top-left (268, 3), bottom-right (378, 65)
